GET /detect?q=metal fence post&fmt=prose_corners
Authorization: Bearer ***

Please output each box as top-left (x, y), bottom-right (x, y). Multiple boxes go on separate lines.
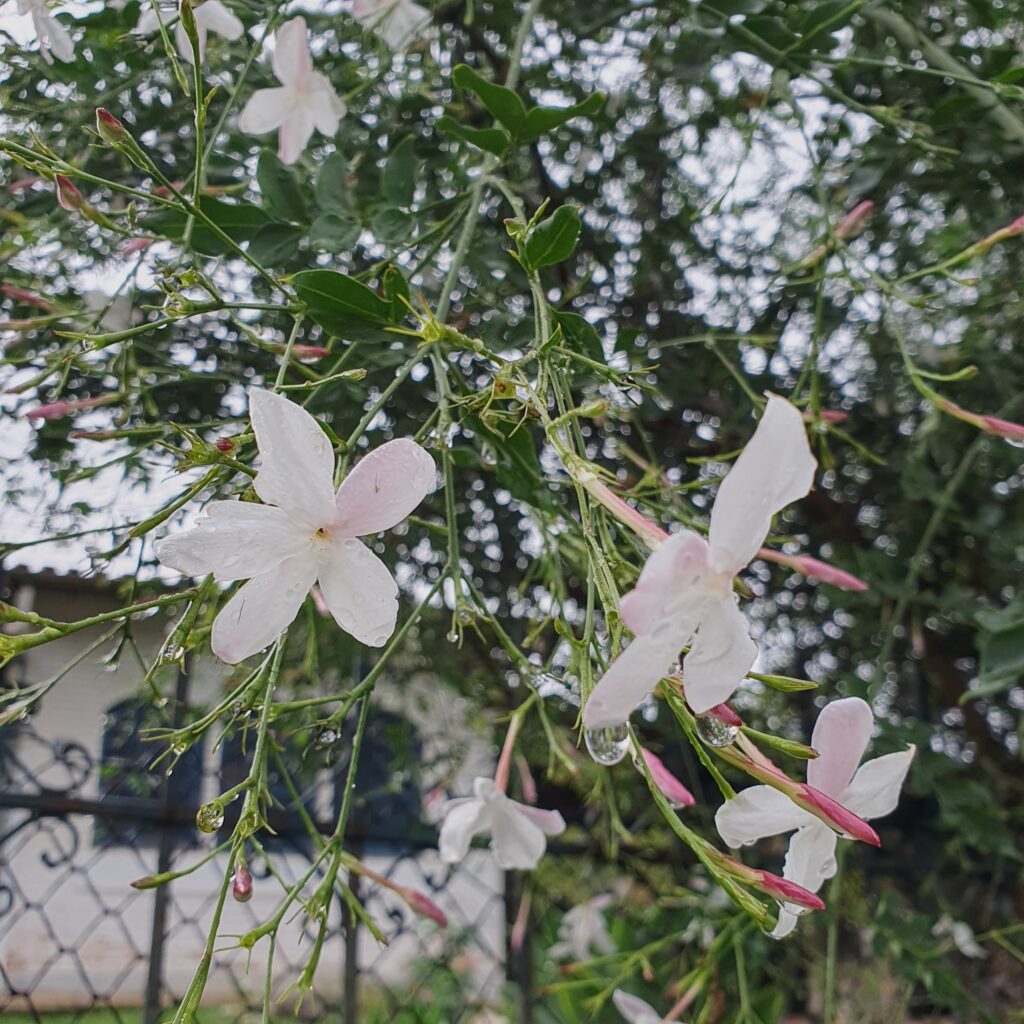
top-left (143, 662), bottom-right (190, 1024)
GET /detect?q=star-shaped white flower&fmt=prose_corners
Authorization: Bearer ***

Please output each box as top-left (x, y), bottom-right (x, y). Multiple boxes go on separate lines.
top-left (238, 16), bottom-right (345, 165)
top-left (583, 395), bottom-right (816, 728)
top-left (134, 0), bottom-right (243, 64)
top-left (549, 895), bottom-right (615, 961)
top-left (352, 0), bottom-right (431, 51)
top-left (716, 697), bottom-right (915, 938)
top-left (612, 990), bottom-right (665, 1024)
top-left (16, 0), bottom-right (74, 63)
top-left (155, 388), bottom-right (434, 663)
top-left (438, 777), bottom-right (566, 871)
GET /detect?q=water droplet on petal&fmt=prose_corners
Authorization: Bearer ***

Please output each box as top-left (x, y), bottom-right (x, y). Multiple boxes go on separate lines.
top-left (695, 713), bottom-right (739, 748)
top-left (777, 900), bottom-right (812, 919)
top-left (584, 723), bottom-right (630, 766)
top-left (195, 801), bottom-right (224, 833)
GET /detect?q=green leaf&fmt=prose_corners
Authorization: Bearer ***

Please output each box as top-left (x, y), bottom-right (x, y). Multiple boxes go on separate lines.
top-left (256, 150), bottom-right (307, 222)
top-left (452, 64), bottom-right (528, 137)
top-left (524, 205), bottom-right (581, 270)
top-left (435, 115), bottom-right (511, 157)
top-left (381, 264), bottom-right (411, 322)
top-left (522, 92), bottom-right (605, 142)
top-left (468, 415), bottom-right (554, 510)
top-left (146, 198), bottom-right (272, 256)
top-left (247, 224), bottom-right (305, 267)
top-left (550, 310), bottom-right (604, 363)
top-left (308, 213), bottom-right (360, 253)
top-left (314, 153), bottom-right (352, 216)
top-left (292, 270), bottom-right (394, 338)
top-left (382, 136), bottom-right (418, 208)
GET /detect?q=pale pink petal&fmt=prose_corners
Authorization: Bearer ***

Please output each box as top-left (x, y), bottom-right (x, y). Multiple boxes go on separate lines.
top-left (211, 552), bottom-right (318, 663)
top-left (277, 106), bottom-right (315, 165)
top-left (512, 802), bottom-right (566, 837)
top-left (611, 990), bottom-right (663, 1024)
top-left (771, 822), bottom-right (837, 939)
top-left (249, 388), bottom-right (336, 528)
top-left (238, 87), bottom-right (294, 135)
top-left (438, 797), bottom-right (486, 863)
top-left (332, 438), bottom-right (435, 536)
top-left (583, 632), bottom-right (685, 730)
top-left (272, 16), bottom-right (312, 88)
top-left (707, 394), bottom-right (817, 574)
top-left (840, 746), bottom-right (915, 821)
top-left (806, 697), bottom-right (874, 799)
top-left (619, 529), bottom-right (708, 635)
top-left (307, 72), bottom-right (346, 135)
top-left (316, 536), bottom-right (399, 647)
top-left (154, 501), bottom-right (305, 581)
top-left (490, 799), bottom-right (548, 870)
top-left (199, 1), bottom-right (244, 40)
top-left (681, 592), bottom-right (757, 714)
top-left (715, 785), bottom-right (813, 849)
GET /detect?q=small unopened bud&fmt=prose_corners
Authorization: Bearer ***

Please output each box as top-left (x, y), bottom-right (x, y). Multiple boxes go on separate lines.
top-left (232, 865), bottom-right (254, 903)
top-left (1, 286), bottom-right (57, 312)
top-left (834, 199), bottom-right (875, 241)
top-left (639, 746), bottom-right (695, 809)
top-left (758, 547), bottom-right (868, 592)
top-left (96, 108), bottom-right (128, 144)
top-left (399, 886), bottom-right (447, 927)
top-left (577, 398), bottom-right (610, 418)
top-left (796, 784), bottom-right (880, 846)
top-left (292, 344), bottom-right (331, 361)
top-left (935, 396), bottom-right (1024, 442)
top-left (119, 238), bottom-right (154, 258)
top-left (55, 175), bottom-right (84, 212)
top-left (25, 395), bottom-right (114, 421)
top-left (215, 437), bottom-right (236, 453)
top-left (751, 869), bottom-right (826, 911)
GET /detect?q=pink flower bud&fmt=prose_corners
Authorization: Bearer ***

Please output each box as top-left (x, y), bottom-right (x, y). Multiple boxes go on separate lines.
top-left (640, 746), bottom-right (695, 809)
top-left (1, 286), bottom-right (57, 312)
top-left (215, 437), bottom-right (236, 453)
top-left (119, 238), bottom-right (154, 258)
top-left (803, 408), bottom-right (848, 424)
top-left (55, 175), bottom-right (84, 212)
top-left (96, 108), bottom-right (128, 144)
top-left (752, 869), bottom-right (826, 911)
top-left (1006, 215), bottom-right (1024, 236)
top-left (292, 344), bottom-right (331, 361)
top-left (25, 395), bottom-right (113, 421)
top-left (232, 865), bottom-right (254, 903)
top-left (934, 397), bottom-right (1024, 442)
top-left (400, 886), bottom-right (447, 927)
top-left (758, 547), bottom-right (868, 592)
top-left (9, 176), bottom-right (40, 193)
top-left (707, 703), bottom-right (743, 727)
top-left (577, 472), bottom-right (668, 550)
top-left (796, 784), bottom-right (881, 846)
top-left (834, 200), bottom-right (875, 241)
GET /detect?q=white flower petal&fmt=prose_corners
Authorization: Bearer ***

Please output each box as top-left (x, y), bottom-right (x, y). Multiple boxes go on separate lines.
top-left (707, 394), bottom-right (816, 574)
top-left (174, 18), bottom-right (206, 62)
top-left (840, 746), bottom-right (915, 821)
top-left (155, 501), bottom-right (305, 581)
top-left (583, 631), bottom-right (685, 730)
top-left (277, 106), bottom-right (315, 165)
top-left (316, 536), bottom-right (399, 647)
top-left (199, 1), bottom-right (244, 40)
top-left (37, 11), bottom-right (73, 62)
top-left (332, 438), bottom-right (435, 536)
top-left (211, 552), bottom-right (317, 663)
top-left (438, 796), bottom-right (486, 863)
top-left (715, 785), bottom-right (813, 849)
top-left (249, 389), bottom-right (337, 527)
top-left (238, 87), bottom-right (294, 135)
top-left (611, 990), bottom-right (663, 1024)
top-left (272, 16), bottom-right (312, 88)
top-left (512, 801), bottom-right (566, 837)
top-left (806, 697), bottom-right (874, 799)
top-left (681, 592), bottom-right (757, 714)
top-left (307, 72), bottom-right (346, 135)
top-left (618, 529), bottom-right (708, 635)
top-left (771, 821), bottom-right (837, 939)
top-left (490, 800), bottom-right (548, 870)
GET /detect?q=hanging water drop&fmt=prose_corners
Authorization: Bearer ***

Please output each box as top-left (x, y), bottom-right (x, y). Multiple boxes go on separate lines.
top-left (695, 713), bottom-right (738, 748)
top-left (195, 801), bottom-right (225, 833)
top-left (584, 722), bottom-right (630, 766)
top-left (314, 728), bottom-right (339, 751)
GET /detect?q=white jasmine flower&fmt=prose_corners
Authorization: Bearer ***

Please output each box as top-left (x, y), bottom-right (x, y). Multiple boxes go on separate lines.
top-left (156, 388), bottom-right (434, 663)
top-left (134, 0), bottom-right (243, 63)
top-left (352, 0), bottom-right (431, 51)
top-left (612, 990), bottom-right (664, 1024)
top-left (16, 0), bottom-right (74, 63)
top-left (238, 16), bottom-right (345, 165)
top-left (716, 697), bottom-right (915, 938)
top-left (438, 777), bottom-right (565, 871)
top-left (932, 915), bottom-right (987, 959)
top-left (583, 394), bottom-right (817, 727)
top-left (549, 894), bottom-right (615, 961)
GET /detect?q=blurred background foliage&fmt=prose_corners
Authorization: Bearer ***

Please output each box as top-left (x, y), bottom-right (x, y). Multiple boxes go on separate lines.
top-left (2, 0), bottom-right (1024, 1020)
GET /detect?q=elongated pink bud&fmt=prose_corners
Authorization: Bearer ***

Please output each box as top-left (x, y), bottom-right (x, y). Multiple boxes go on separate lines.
top-left (803, 408), bottom-right (848, 424)
top-left (96, 108), bottom-right (128, 144)
top-left (25, 395), bottom-right (115, 421)
top-left (293, 344), bottom-right (331, 360)
top-left (758, 548), bottom-right (868, 592)
top-left (933, 396), bottom-right (1024, 441)
top-left (55, 175), bottom-right (84, 212)
top-left (232, 865), bottom-right (254, 903)
top-left (753, 869), bottom-right (826, 910)
top-left (835, 200), bottom-right (875, 241)
top-left (119, 238), bottom-right (153, 258)
top-left (707, 703), bottom-right (742, 727)
top-left (573, 468), bottom-right (668, 550)
top-left (640, 747), bottom-right (695, 808)
top-left (400, 886), bottom-right (447, 927)
top-left (796, 784), bottom-right (880, 847)
top-left (9, 176), bottom-right (41, 193)
top-left (1, 286), bottom-right (57, 312)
